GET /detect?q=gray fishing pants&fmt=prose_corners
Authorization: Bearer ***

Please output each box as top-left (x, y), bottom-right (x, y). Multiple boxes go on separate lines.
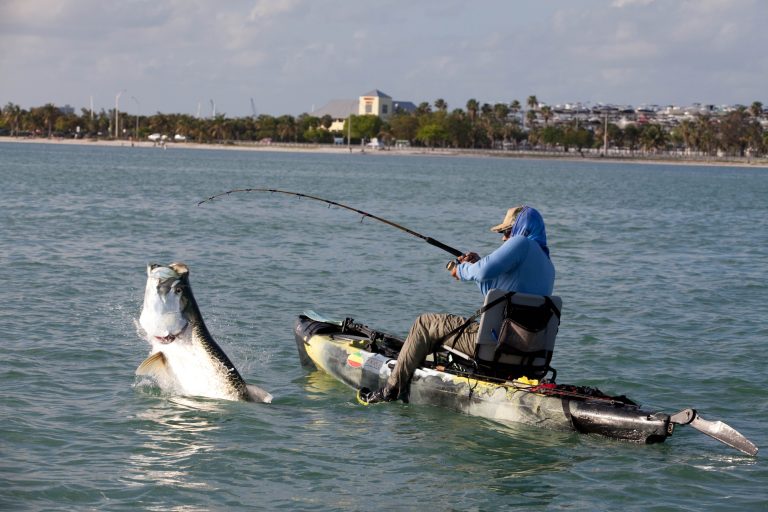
top-left (385, 312), bottom-right (479, 396)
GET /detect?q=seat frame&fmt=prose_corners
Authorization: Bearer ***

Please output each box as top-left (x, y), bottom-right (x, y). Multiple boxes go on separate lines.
top-left (441, 289), bottom-right (561, 381)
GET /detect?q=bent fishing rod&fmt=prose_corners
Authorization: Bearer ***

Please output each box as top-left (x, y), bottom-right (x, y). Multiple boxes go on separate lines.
top-left (197, 188), bottom-right (464, 258)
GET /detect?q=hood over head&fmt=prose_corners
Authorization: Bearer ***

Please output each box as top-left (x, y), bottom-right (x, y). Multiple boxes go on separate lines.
top-left (492, 205), bottom-right (550, 257)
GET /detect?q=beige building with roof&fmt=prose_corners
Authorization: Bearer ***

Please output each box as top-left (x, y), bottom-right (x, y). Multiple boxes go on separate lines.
top-left (312, 89), bottom-right (416, 132)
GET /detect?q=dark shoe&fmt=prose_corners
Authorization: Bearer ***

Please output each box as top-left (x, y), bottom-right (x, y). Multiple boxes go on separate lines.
top-left (357, 387), bottom-right (395, 405)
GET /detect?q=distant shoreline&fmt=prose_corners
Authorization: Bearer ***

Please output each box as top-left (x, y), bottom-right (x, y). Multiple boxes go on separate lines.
top-left (2, 135), bottom-right (767, 169)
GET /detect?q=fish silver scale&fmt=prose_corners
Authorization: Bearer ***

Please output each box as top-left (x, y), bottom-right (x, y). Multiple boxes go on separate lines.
top-left (191, 321), bottom-right (250, 400)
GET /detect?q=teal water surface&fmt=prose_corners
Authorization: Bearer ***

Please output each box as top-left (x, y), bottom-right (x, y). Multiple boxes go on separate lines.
top-left (1, 142), bottom-right (766, 511)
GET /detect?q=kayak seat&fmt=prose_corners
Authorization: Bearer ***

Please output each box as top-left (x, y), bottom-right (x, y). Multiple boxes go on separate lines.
top-left (473, 288), bottom-right (562, 380)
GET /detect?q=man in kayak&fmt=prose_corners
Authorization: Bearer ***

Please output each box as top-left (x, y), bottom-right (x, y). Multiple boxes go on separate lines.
top-left (359, 205), bottom-right (556, 404)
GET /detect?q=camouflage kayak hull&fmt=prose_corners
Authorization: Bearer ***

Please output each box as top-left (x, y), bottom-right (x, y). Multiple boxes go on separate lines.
top-left (294, 315), bottom-right (673, 444)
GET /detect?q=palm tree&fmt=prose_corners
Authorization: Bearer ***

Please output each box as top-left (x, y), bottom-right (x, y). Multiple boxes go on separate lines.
top-left (746, 120), bottom-right (765, 156)
top-left (255, 115), bottom-right (278, 141)
top-left (493, 102), bottom-right (510, 121)
top-left (276, 115), bottom-right (297, 142)
top-left (434, 98), bottom-right (448, 112)
top-left (460, 99), bottom-right (479, 148)
top-left (493, 103), bottom-right (510, 142)
top-left (2, 102), bottom-right (22, 136)
top-left (694, 115), bottom-right (716, 155)
top-left (446, 109), bottom-right (471, 148)
top-left (677, 119), bottom-right (695, 153)
top-left (465, 99), bottom-right (479, 124)
top-left (509, 99), bottom-right (521, 127)
top-left (479, 103), bottom-right (495, 147)
top-left (175, 114), bottom-right (197, 141)
top-left (525, 95), bottom-right (538, 129)
top-left (750, 101), bottom-right (763, 119)
top-left (187, 116), bottom-right (205, 143)
top-left (416, 102), bottom-right (432, 116)
top-left (640, 124), bottom-right (668, 153)
top-left (148, 112), bottom-right (173, 137)
top-left (41, 103), bottom-right (59, 137)
top-left (623, 125), bottom-right (641, 153)
top-left (718, 109), bottom-right (752, 156)
top-left (209, 114), bottom-right (230, 142)
top-left (525, 109), bottom-right (537, 130)
top-left (540, 105), bottom-right (553, 126)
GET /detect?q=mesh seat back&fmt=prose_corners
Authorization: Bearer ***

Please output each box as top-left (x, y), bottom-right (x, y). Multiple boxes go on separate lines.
top-left (475, 289), bottom-right (561, 379)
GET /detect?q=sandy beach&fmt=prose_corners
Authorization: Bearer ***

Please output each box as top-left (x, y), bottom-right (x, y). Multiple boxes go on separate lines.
top-left (2, 135), bottom-right (767, 168)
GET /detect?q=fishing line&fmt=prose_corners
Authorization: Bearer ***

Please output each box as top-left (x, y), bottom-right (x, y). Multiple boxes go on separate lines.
top-left (198, 188), bottom-right (465, 257)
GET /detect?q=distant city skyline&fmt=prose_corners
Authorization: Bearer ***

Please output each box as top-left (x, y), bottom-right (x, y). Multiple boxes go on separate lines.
top-left (8, 95), bottom-right (764, 118)
top-left (1, 0), bottom-right (766, 117)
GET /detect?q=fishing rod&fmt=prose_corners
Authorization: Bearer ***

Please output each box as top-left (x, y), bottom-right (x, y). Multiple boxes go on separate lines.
top-left (197, 188), bottom-right (465, 258)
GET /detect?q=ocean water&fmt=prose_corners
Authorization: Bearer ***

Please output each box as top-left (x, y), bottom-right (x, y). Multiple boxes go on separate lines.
top-left (1, 141), bottom-right (766, 511)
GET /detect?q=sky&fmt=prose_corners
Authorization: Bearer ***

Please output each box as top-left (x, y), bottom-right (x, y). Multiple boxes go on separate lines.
top-left (1, 0), bottom-right (766, 118)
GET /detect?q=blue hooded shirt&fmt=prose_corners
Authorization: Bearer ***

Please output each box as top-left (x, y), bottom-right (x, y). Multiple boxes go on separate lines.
top-left (456, 206), bottom-right (555, 296)
top-left (510, 206), bottom-right (549, 258)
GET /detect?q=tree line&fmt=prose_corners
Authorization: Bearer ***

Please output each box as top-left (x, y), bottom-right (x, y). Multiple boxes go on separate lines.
top-left (2, 97), bottom-right (766, 157)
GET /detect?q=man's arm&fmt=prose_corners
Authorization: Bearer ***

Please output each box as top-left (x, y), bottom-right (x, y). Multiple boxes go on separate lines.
top-left (454, 236), bottom-right (528, 282)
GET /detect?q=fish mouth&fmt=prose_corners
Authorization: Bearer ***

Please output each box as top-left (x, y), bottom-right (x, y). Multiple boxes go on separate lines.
top-left (154, 323), bottom-right (188, 344)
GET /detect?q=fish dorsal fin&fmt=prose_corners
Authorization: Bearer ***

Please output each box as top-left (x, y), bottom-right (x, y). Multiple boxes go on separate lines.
top-left (246, 384), bottom-right (273, 404)
top-left (136, 352), bottom-right (169, 378)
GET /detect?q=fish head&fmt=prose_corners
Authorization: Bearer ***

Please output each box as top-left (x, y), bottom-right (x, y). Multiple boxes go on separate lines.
top-left (139, 262), bottom-right (193, 344)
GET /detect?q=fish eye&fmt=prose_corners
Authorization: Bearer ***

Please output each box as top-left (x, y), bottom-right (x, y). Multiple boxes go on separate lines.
top-left (174, 287), bottom-right (182, 294)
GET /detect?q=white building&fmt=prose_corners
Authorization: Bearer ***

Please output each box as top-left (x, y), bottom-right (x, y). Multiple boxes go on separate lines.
top-left (311, 89), bottom-right (415, 131)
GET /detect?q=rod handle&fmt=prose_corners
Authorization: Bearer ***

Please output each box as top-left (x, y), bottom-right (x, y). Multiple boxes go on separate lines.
top-left (426, 237), bottom-right (463, 257)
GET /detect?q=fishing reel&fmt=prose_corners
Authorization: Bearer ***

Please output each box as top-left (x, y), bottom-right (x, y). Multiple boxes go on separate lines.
top-left (445, 259), bottom-right (458, 271)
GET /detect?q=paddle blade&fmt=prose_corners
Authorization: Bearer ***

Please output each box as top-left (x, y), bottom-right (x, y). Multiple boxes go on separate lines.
top-left (303, 310), bottom-right (344, 326)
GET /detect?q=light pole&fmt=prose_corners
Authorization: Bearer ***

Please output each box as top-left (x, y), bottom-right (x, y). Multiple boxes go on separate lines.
top-left (131, 96), bottom-right (140, 142)
top-left (114, 90), bottom-right (125, 139)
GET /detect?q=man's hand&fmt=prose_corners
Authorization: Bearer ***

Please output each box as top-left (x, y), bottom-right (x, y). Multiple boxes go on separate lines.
top-left (451, 252), bottom-right (480, 280)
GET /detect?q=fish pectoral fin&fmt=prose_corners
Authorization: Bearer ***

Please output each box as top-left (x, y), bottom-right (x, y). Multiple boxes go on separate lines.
top-left (246, 384), bottom-right (273, 404)
top-left (136, 352), bottom-right (169, 379)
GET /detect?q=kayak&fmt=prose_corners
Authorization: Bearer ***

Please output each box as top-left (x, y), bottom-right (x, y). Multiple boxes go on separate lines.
top-left (293, 313), bottom-right (758, 455)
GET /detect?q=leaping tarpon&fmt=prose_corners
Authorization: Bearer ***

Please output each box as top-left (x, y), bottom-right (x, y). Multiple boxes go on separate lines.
top-left (136, 262), bottom-right (272, 403)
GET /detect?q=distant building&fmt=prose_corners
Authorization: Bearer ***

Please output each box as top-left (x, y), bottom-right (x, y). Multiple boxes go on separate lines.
top-left (312, 89), bottom-right (414, 131)
top-left (393, 100), bottom-right (417, 113)
top-left (359, 89), bottom-right (392, 117)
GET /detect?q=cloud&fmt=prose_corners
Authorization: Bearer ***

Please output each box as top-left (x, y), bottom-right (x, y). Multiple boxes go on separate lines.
top-left (1, 1), bottom-right (766, 115)
top-left (611, 0), bottom-right (655, 7)
top-left (248, 0), bottom-right (301, 20)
